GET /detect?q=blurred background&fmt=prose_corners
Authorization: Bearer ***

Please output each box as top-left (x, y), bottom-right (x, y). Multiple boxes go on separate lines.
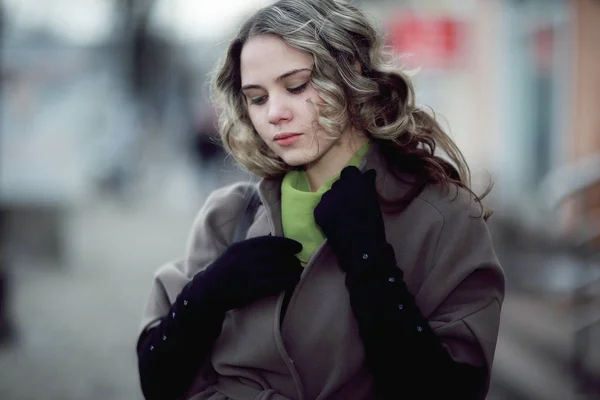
top-left (0, 0), bottom-right (598, 399)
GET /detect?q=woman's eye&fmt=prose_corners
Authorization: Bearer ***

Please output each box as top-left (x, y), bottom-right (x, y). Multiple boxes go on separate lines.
top-left (288, 83), bottom-right (308, 94)
top-left (246, 83), bottom-right (307, 105)
top-left (250, 96), bottom-right (267, 105)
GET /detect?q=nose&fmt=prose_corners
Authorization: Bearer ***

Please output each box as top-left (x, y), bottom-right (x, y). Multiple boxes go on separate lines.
top-left (268, 96), bottom-right (292, 125)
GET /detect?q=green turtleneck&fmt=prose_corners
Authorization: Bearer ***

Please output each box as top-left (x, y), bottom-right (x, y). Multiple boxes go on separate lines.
top-left (281, 141), bottom-right (371, 266)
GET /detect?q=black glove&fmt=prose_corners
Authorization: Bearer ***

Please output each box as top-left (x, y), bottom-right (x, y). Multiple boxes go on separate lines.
top-left (314, 166), bottom-right (391, 268)
top-left (188, 235), bottom-right (304, 314)
top-left (314, 166), bottom-right (384, 244)
top-left (138, 236), bottom-right (303, 400)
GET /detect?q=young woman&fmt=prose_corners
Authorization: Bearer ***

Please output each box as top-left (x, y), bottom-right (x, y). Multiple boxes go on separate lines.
top-left (136, 1), bottom-right (505, 399)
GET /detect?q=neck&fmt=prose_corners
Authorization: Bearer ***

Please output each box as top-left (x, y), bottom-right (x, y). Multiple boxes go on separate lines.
top-left (305, 130), bottom-right (368, 192)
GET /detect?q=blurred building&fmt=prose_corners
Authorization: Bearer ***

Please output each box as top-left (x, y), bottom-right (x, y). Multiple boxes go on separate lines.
top-left (363, 0), bottom-right (599, 244)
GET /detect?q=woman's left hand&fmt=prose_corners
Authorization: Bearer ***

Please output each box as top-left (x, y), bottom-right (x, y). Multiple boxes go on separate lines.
top-left (314, 166), bottom-right (386, 259)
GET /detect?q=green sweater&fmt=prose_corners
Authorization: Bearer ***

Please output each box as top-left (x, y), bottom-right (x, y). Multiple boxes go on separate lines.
top-left (281, 142), bottom-right (371, 266)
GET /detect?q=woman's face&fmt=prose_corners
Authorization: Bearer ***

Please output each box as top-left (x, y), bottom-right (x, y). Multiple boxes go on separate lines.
top-left (240, 34), bottom-right (343, 169)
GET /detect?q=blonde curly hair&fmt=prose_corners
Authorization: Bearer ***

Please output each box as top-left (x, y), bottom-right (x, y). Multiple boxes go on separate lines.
top-left (210, 0), bottom-right (492, 217)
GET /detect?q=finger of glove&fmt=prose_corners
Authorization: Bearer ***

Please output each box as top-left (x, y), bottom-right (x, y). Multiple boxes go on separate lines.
top-left (235, 236), bottom-right (303, 255)
top-left (340, 165), bottom-right (361, 181)
top-left (314, 190), bottom-right (332, 214)
top-left (252, 254), bottom-right (304, 278)
top-left (330, 173), bottom-right (355, 193)
top-left (363, 169), bottom-right (377, 191)
top-left (362, 169), bottom-right (381, 209)
top-left (230, 272), bottom-right (302, 309)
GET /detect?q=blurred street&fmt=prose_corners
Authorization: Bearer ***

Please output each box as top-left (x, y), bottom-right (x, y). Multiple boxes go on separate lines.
top-left (0, 199), bottom-right (191, 400)
top-left (0, 159), bottom-right (247, 400)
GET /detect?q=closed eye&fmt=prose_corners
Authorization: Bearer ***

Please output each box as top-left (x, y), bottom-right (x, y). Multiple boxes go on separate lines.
top-left (249, 95), bottom-right (267, 105)
top-left (247, 82), bottom-right (308, 106)
top-left (288, 82), bottom-right (308, 94)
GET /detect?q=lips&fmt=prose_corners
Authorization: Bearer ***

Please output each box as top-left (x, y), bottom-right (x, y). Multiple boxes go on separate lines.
top-left (274, 133), bottom-right (301, 140)
top-left (274, 133), bottom-right (302, 146)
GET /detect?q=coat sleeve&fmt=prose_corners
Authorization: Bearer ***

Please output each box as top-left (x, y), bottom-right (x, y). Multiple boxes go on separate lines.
top-left (342, 188), bottom-right (505, 399)
top-left (401, 189), bottom-right (505, 397)
top-left (137, 182), bottom-right (253, 398)
top-left (419, 191), bottom-right (505, 386)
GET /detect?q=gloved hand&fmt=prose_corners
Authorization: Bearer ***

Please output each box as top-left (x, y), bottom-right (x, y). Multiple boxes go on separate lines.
top-left (138, 235), bottom-right (303, 400)
top-left (186, 235), bottom-right (304, 315)
top-left (314, 166), bottom-right (388, 268)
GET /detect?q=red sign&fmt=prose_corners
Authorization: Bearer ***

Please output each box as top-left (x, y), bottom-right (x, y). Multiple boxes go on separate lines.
top-left (386, 13), bottom-right (467, 70)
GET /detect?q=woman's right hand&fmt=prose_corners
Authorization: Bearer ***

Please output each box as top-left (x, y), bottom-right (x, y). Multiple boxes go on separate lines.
top-left (137, 236), bottom-right (303, 400)
top-left (186, 235), bottom-right (304, 314)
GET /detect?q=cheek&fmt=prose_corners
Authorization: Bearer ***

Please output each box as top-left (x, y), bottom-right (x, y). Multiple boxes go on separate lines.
top-left (310, 85), bottom-right (325, 104)
top-left (248, 109), bottom-right (265, 131)
top-left (246, 112), bottom-right (269, 146)
top-left (301, 94), bottom-right (326, 134)
top-left (301, 91), bottom-right (323, 118)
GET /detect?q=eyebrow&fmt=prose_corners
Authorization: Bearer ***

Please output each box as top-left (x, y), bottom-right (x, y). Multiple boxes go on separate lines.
top-left (241, 68), bottom-right (312, 91)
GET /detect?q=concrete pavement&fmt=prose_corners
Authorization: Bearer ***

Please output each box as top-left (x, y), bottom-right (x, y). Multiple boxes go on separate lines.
top-left (0, 197), bottom-right (200, 399)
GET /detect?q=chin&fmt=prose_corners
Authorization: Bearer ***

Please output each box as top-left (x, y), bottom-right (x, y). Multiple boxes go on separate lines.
top-left (273, 141), bottom-right (327, 168)
top-left (280, 152), bottom-right (316, 168)
top-left (281, 156), bottom-right (310, 168)
top-left (281, 144), bottom-right (331, 169)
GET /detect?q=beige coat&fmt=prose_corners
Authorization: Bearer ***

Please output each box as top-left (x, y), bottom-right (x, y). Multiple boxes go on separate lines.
top-left (139, 146), bottom-right (505, 400)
